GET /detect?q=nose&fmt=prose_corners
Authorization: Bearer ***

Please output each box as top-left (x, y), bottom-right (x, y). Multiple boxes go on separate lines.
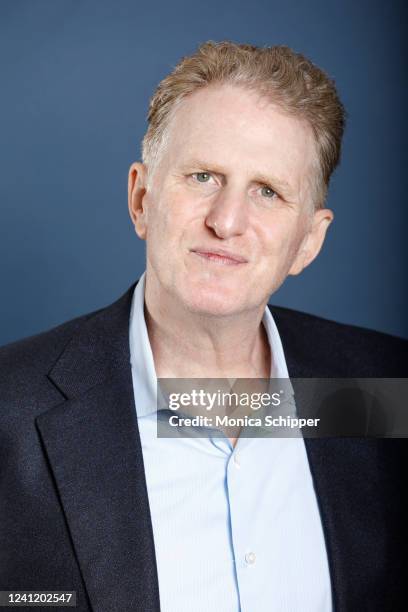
top-left (205, 186), bottom-right (248, 239)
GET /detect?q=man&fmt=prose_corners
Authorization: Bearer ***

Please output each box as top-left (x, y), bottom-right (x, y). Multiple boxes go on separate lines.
top-left (0, 42), bottom-right (406, 612)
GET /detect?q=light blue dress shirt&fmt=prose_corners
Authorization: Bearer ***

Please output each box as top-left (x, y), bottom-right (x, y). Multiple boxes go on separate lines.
top-left (129, 272), bottom-right (333, 612)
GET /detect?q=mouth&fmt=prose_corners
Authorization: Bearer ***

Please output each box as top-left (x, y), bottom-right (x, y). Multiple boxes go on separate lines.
top-left (190, 248), bottom-right (248, 266)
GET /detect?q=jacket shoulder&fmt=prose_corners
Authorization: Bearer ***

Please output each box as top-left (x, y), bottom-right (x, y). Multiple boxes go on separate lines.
top-left (0, 283), bottom-right (136, 405)
top-left (0, 308), bottom-right (102, 398)
top-left (269, 305), bottom-right (407, 377)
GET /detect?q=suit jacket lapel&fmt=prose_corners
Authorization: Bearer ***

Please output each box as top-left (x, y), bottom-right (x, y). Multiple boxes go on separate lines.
top-left (36, 285), bottom-right (161, 612)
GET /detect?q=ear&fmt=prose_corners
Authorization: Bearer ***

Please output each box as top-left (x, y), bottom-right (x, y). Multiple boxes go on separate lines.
top-left (288, 208), bottom-right (334, 276)
top-left (128, 162), bottom-right (148, 240)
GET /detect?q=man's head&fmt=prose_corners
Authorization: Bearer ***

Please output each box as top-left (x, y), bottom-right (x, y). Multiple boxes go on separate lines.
top-left (128, 41), bottom-right (346, 317)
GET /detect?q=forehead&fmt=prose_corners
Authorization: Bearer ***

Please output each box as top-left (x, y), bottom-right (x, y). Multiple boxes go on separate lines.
top-left (163, 84), bottom-right (317, 196)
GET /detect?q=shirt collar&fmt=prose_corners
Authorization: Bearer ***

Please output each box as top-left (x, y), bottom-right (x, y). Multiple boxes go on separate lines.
top-left (129, 272), bottom-right (292, 419)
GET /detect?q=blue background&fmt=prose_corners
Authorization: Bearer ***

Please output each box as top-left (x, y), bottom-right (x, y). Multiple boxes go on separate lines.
top-left (1, 0), bottom-right (406, 345)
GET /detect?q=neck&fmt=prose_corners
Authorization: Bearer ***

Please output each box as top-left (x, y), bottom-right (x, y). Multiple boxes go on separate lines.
top-left (143, 275), bottom-right (271, 380)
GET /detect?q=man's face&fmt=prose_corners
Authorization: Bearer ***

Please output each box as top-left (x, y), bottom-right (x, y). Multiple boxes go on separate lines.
top-left (129, 84), bottom-right (332, 317)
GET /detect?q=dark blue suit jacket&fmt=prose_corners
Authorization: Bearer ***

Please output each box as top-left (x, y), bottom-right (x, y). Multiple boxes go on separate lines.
top-left (0, 282), bottom-right (406, 611)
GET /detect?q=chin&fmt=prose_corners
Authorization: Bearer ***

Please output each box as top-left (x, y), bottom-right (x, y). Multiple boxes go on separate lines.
top-left (178, 282), bottom-right (247, 317)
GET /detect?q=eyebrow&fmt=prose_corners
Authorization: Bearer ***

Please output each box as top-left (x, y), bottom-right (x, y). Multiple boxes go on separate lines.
top-left (179, 158), bottom-right (294, 195)
top-left (250, 172), bottom-right (292, 195)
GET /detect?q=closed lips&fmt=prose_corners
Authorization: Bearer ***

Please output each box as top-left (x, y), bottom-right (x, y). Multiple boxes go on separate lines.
top-left (191, 249), bottom-right (248, 264)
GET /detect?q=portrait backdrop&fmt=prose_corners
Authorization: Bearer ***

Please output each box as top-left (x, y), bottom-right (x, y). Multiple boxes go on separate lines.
top-left (0, 0), bottom-right (406, 345)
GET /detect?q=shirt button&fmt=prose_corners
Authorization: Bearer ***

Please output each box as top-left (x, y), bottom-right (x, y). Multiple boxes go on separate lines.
top-left (245, 552), bottom-right (256, 565)
top-left (233, 452), bottom-right (241, 468)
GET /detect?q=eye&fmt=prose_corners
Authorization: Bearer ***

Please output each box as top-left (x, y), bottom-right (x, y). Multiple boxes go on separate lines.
top-left (193, 172), bottom-right (212, 183)
top-left (260, 185), bottom-right (277, 199)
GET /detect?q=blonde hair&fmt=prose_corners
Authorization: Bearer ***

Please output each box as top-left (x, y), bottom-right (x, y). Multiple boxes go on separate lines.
top-left (142, 41), bottom-right (346, 208)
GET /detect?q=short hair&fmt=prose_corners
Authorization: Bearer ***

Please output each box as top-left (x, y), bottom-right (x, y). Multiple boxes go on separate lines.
top-left (142, 41), bottom-right (346, 209)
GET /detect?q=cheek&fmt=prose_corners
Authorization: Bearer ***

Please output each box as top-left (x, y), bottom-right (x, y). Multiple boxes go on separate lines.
top-left (257, 218), bottom-right (290, 255)
top-left (146, 191), bottom-right (195, 253)
top-left (159, 190), bottom-right (207, 234)
top-left (145, 194), bottom-right (173, 239)
top-left (256, 216), bottom-right (305, 266)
